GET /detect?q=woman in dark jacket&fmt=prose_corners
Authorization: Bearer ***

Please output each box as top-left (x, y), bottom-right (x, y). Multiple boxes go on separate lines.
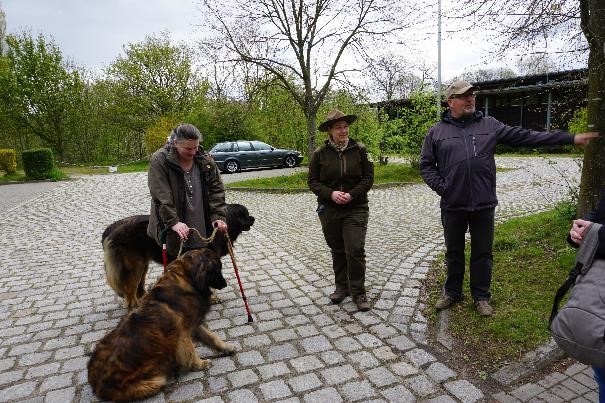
top-left (147, 123), bottom-right (227, 260)
top-left (308, 109), bottom-right (374, 311)
top-left (568, 190), bottom-right (605, 401)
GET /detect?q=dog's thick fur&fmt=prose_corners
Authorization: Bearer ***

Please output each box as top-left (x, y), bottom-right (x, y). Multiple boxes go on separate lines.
top-left (102, 204), bottom-right (255, 309)
top-left (88, 248), bottom-right (235, 401)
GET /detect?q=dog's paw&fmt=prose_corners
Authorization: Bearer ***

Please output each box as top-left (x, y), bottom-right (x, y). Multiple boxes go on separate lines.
top-left (220, 343), bottom-right (236, 355)
top-left (191, 358), bottom-right (211, 371)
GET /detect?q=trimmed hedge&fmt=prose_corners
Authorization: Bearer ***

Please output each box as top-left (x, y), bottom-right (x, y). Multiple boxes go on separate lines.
top-left (22, 148), bottom-right (54, 179)
top-left (0, 149), bottom-right (17, 174)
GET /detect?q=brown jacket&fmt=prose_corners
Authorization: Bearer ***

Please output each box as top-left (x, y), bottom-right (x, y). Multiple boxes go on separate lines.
top-left (147, 145), bottom-right (227, 255)
top-left (308, 138), bottom-right (374, 208)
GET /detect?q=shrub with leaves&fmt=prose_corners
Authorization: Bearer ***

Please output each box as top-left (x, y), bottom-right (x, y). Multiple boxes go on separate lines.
top-left (0, 149), bottom-right (17, 174)
top-left (144, 116), bottom-right (182, 155)
top-left (22, 148), bottom-right (54, 179)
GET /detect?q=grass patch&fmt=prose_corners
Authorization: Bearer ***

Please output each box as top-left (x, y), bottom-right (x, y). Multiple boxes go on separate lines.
top-left (226, 162), bottom-right (422, 189)
top-left (424, 207), bottom-right (576, 373)
top-left (59, 160), bottom-right (149, 175)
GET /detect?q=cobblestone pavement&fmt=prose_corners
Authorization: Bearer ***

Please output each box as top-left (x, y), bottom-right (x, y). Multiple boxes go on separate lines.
top-left (0, 157), bottom-right (598, 402)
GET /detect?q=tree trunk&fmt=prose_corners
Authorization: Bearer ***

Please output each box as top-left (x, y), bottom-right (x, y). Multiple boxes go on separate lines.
top-left (306, 113), bottom-right (318, 158)
top-left (577, 0), bottom-right (605, 217)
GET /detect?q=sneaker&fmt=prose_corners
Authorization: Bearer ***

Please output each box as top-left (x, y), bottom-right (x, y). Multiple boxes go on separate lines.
top-left (475, 300), bottom-right (494, 317)
top-left (329, 289), bottom-right (350, 304)
top-left (354, 295), bottom-right (370, 312)
top-left (435, 295), bottom-right (460, 311)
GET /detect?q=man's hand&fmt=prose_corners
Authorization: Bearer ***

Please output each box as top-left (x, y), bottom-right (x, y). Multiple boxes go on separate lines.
top-left (573, 132), bottom-right (599, 146)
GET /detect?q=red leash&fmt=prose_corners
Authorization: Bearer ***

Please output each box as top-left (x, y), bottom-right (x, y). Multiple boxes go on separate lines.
top-left (225, 231), bottom-right (253, 323)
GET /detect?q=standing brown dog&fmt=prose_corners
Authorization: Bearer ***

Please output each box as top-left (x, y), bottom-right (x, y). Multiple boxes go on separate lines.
top-left (88, 248), bottom-right (236, 401)
top-left (102, 203), bottom-right (254, 309)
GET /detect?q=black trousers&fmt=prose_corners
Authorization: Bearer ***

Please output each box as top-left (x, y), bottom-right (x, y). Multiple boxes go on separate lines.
top-left (441, 208), bottom-right (495, 301)
top-left (318, 203), bottom-right (369, 297)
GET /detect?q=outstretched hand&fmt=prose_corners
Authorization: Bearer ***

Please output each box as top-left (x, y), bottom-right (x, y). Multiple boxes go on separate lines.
top-left (213, 219), bottom-right (228, 233)
top-left (573, 132), bottom-right (599, 146)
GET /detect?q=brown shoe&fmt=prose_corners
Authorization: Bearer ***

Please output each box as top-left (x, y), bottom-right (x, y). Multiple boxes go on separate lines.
top-left (354, 295), bottom-right (370, 312)
top-left (329, 289), bottom-right (350, 304)
top-left (475, 300), bottom-right (494, 317)
top-left (435, 295), bottom-right (461, 311)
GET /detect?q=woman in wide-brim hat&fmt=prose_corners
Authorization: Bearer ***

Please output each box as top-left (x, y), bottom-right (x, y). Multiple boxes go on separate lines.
top-left (307, 108), bottom-right (375, 312)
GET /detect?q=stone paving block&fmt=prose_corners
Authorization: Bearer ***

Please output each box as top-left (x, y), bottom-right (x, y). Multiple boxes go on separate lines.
top-left (320, 350), bottom-right (346, 366)
top-left (443, 379), bottom-right (484, 402)
top-left (387, 334), bottom-right (415, 351)
top-left (18, 351), bottom-right (52, 366)
top-left (321, 364), bottom-right (359, 385)
top-left (295, 324), bottom-right (319, 338)
top-left (340, 380), bottom-right (377, 401)
top-left (300, 335), bottom-right (332, 353)
top-left (208, 356), bottom-right (236, 376)
top-left (228, 388), bottom-right (259, 402)
top-left (562, 378), bottom-right (591, 395)
top-left (288, 373), bottom-right (322, 393)
top-left (565, 363), bottom-right (589, 376)
top-left (334, 336), bottom-right (363, 352)
top-left (0, 368), bottom-right (24, 385)
top-left (365, 366), bottom-right (398, 387)
top-left (303, 387), bottom-right (343, 403)
top-left (290, 355), bottom-right (324, 373)
top-left (425, 362), bottom-right (456, 383)
top-left (551, 384), bottom-right (580, 401)
top-left (574, 372), bottom-right (597, 388)
top-left (510, 383), bottom-right (545, 400)
top-left (0, 357), bottom-right (15, 372)
top-left (424, 396), bottom-right (459, 403)
top-left (167, 381), bottom-right (204, 401)
top-left (373, 346), bottom-right (398, 361)
top-left (259, 379), bottom-right (292, 400)
top-left (390, 361), bottom-right (419, 377)
top-left (242, 334), bottom-right (272, 348)
top-left (197, 396), bottom-right (224, 403)
top-left (380, 384), bottom-right (416, 402)
top-left (355, 333), bottom-right (383, 348)
top-left (44, 386), bottom-right (76, 403)
top-left (320, 324), bottom-right (348, 339)
top-left (257, 362), bottom-right (291, 380)
top-left (208, 376), bottom-right (229, 393)
top-left (0, 381), bottom-right (37, 401)
top-left (236, 350), bottom-right (265, 366)
top-left (491, 392), bottom-right (522, 402)
top-left (25, 362), bottom-right (61, 378)
top-left (537, 371), bottom-right (567, 388)
top-left (272, 328), bottom-right (299, 342)
top-left (404, 348), bottom-right (436, 367)
top-left (267, 342), bottom-right (299, 361)
top-left (227, 368), bottom-right (259, 388)
top-left (405, 374), bottom-right (437, 397)
top-left (347, 350), bottom-right (380, 369)
top-left (570, 396), bottom-right (592, 403)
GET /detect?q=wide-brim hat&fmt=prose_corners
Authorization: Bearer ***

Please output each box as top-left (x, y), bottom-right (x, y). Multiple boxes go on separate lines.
top-left (318, 109), bottom-right (357, 132)
top-left (445, 80), bottom-right (480, 99)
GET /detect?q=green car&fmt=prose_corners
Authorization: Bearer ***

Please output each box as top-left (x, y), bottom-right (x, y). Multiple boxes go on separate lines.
top-left (209, 140), bottom-right (303, 174)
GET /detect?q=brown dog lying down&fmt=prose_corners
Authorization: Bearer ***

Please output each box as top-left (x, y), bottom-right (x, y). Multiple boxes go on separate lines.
top-left (102, 203), bottom-right (255, 309)
top-left (87, 248), bottom-right (236, 402)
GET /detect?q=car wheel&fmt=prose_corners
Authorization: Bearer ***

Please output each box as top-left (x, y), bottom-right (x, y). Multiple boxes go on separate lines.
top-left (225, 160), bottom-right (240, 174)
top-left (284, 155), bottom-right (297, 168)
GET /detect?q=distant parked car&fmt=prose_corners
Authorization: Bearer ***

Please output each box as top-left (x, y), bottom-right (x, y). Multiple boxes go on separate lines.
top-left (208, 140), bottom-right (303, 174)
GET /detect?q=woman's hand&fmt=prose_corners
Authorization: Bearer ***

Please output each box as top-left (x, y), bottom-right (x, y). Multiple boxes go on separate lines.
top-left (171, 222), bottom-right (190, 240)
top-left (212, 219), bottom-right (228, 232)
top-left (570, 219), bottom-right (591, 245)
top-left (331, 191), bottom-right (352, 205)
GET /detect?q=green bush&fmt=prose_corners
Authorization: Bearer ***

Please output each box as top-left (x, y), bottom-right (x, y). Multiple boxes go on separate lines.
top-left (22, 148), bottom-right (55, 179)
top-left (0, 149), bottom-right (17, 174)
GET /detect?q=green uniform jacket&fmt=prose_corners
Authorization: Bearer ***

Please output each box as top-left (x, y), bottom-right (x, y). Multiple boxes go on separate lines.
top-left (308, 138), bottom-right (374, 208)
top-left (147, 145), bottom-right (227, 256)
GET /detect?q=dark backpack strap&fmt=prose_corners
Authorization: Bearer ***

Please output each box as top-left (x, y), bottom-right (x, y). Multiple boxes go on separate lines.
top-left (549, 262), bottom-right (583, 327)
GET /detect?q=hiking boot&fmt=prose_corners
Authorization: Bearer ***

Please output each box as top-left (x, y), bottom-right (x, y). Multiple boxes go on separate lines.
top-left (354, 295), bottom-right (370, 312)
top-left (435, 295), bottom-right (460, 311)
top-left (475, 300), bottom-right (494, 317)
top-left (329, 288), bottom-right (350, 304)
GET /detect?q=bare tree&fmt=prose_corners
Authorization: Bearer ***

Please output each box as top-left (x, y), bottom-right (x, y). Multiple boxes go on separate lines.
top-left (364, 52), bottom-right (433, 102)
top-left (197, 0), bottom-right (417, 156)
top-left (458, 0), bottom-right (604, 215)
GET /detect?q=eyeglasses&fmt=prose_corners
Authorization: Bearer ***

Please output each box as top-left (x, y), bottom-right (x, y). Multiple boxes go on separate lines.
top-left (450, 93), bottom-right (476, 99)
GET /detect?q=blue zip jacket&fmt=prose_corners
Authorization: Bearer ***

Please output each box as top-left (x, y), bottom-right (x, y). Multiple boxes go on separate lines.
top-left (419, 110), bottom-right (574, 211)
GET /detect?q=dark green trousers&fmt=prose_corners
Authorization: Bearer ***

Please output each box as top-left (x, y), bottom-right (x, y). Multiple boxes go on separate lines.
top-left (319, 203), bottom-right (369, 297)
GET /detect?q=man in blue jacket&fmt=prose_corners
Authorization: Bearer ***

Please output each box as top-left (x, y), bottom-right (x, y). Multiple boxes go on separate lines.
top-left (420, 80), bottom-right (598, 316)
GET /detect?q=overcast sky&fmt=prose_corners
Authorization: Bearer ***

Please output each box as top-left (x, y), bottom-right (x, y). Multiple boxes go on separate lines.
top-left (2, 0), bottom-right (586, 83)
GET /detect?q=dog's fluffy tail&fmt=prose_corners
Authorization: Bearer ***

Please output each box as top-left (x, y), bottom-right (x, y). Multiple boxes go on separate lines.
top-left (102, 238), bottom-right (124, 298)
top-left (91, 374), bottom-right (166, 402)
